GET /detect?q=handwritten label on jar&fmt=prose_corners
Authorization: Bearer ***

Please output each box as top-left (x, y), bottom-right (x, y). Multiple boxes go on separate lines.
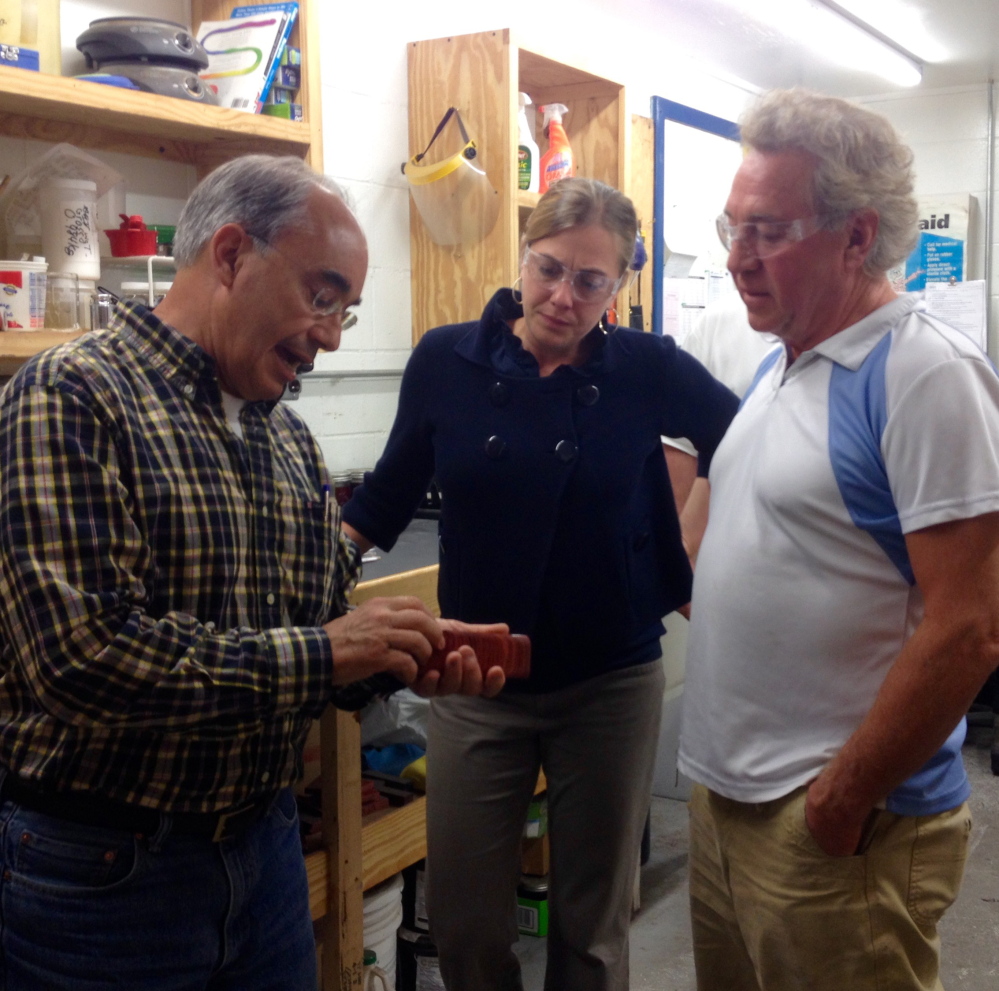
top-left (63, 206), bottom-right (93, 257)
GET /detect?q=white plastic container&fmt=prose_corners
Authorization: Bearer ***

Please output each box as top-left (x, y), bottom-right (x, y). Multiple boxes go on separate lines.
top-left (517, 92), bottom-right (540, 193)
top-left (0, 258), bottom-right (48, 331)
top-left (40, 178), bottom-right (101, 280)
top-left (364, 950), bottom-right (394, 990)
top-left (363, 872), bottom-right (403, 988)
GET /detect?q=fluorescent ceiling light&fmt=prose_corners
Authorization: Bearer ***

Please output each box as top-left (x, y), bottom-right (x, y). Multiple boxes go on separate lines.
top-left (719, 0), bottom-right (924, 87)
top-left (826, 0), bottom-right (949, 63)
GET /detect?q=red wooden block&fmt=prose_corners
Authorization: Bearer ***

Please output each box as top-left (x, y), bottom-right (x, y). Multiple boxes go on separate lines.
top-left (424, 630), bottom-right (531, 679)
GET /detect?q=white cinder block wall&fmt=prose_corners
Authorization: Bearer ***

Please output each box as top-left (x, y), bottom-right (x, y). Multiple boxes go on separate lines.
top-left (12, 4), bottom-right (999, 463)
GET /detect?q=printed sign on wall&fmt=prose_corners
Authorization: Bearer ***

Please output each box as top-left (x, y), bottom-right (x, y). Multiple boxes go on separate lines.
top-left (898, 195), bottom-right (972, 291)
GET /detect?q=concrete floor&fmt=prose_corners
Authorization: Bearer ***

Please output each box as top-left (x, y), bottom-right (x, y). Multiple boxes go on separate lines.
top-left (514, 728), bottom-right (999, 989)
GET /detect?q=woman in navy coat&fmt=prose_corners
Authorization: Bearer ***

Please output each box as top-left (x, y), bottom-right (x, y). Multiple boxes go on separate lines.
top-left (343, 178), bottom-right (737, 991)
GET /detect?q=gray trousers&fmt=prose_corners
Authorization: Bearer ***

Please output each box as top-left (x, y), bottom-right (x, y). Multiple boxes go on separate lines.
top-left (425, 659), bottom-right (665, 991)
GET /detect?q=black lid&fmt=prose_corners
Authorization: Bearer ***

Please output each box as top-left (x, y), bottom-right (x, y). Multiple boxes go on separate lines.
top-left (76, 17), bottom-right (208, 72)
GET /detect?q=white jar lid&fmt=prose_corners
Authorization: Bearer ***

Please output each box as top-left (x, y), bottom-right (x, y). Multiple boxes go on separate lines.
top-left (121, 281), bottom-right (173, 292)
top-left (41, 178), bottom-right (97, 192)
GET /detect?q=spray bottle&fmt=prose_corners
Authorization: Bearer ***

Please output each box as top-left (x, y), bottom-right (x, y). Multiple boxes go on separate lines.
top-left (517, 92), bottom-right (540, 193)
top-left (538, 103), bottom-right (574, 194)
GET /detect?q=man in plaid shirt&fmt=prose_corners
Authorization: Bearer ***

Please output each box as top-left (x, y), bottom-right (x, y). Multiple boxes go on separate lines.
top-left (0, 155), bottom-right (503, 990)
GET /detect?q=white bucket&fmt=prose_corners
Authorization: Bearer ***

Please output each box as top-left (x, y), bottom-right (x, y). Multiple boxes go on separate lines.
top-left (0, 258), bottom-right (48, 331)
top-left (364, 872), bottom-right (403, 988)
top-left (40, 178), bottom-right (101, 279)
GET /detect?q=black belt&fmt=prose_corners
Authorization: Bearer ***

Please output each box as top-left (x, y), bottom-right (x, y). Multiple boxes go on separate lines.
top-left (0, 773), bottom-right (275, 843)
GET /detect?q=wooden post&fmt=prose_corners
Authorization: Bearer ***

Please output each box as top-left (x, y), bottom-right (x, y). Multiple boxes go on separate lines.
top-left (320, 707), bottom-right (365, 989)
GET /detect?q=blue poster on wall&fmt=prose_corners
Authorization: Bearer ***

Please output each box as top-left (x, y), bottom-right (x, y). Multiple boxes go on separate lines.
top-left (898, 195), bottom-right (971, 291)
top-left (905, 231), bottom-right (965, 291)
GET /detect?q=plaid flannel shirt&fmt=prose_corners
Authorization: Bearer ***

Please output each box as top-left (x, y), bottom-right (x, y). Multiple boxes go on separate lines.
top-left (0, 303), bottom-right (391, 813)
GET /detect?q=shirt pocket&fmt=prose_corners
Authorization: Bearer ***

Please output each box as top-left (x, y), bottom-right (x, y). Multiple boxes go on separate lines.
top-left (272, 480), bottom-right (338, 625)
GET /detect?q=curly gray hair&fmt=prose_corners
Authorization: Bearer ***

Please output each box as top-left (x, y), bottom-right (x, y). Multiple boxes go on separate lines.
top-left (739, 88), bottom-right (918, 275)
top-left (173, 155), bottom-right (349, 268)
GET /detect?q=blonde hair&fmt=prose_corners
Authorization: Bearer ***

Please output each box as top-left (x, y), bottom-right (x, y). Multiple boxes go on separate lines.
top-left (521, 177), bottom-right (638, 276)
top-left (740, 88), bottom-right (918, 275)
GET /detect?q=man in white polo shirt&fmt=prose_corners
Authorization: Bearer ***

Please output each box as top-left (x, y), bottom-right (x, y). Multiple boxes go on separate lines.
top-left (678, 88), bottom-right (999, 991)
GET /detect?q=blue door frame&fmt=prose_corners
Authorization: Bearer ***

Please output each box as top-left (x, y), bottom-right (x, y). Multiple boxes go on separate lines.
top-left (651, 96), bottom-right (740, 335)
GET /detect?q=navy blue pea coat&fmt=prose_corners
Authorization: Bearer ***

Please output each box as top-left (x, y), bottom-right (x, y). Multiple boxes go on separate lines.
top-left (344, 290), bottom-right (739, 692)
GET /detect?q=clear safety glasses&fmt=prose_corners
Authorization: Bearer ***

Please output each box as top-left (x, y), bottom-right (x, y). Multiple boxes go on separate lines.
top-left (716, 213), bottom-right (831, 259)
top-left (521, 248), bottom-right (622, 303)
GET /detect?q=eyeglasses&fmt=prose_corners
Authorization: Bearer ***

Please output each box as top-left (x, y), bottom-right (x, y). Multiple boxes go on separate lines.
top-left (716, 214), bottom-right (830, 259)
top-left (251, 235), bottom-right (358, 330)
top-left (521, 248), bottom-right (622, 303)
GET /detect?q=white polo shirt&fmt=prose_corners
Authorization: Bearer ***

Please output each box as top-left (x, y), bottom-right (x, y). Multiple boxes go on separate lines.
top-left (679, 294), bottom-right (999, 814)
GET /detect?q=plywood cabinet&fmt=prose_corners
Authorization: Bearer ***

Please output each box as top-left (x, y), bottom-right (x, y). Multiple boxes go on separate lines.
top-left (407, 29), bottom-right (628, 342)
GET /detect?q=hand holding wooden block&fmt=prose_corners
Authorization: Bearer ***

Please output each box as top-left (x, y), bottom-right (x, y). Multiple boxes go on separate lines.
top-left (425, 629), bottom-right (531, 679)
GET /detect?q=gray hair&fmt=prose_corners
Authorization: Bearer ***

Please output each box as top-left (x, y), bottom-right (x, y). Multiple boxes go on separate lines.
top-left (739, 88), bottom-right (918, 275)
top-left (522, 177), bottom-right (638, 276)
top-left (172, 155), bottom-right (349, 267)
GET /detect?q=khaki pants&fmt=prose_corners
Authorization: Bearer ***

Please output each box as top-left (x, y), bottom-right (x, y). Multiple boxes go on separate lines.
top-left (425, 660), bottom-right (665, 991)
top-left (688, 783), bottom-right (972, 991)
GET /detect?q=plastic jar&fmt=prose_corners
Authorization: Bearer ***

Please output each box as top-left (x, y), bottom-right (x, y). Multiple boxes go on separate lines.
top-left (332, 473), bottom-right (354, 506)
top-left (40, 178), bottom-right (101, 280)
top-left (45, 272), bottom-right (83, 330)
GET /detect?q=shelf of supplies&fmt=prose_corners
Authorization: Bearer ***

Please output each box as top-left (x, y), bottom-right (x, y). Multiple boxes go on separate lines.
top-left (305, 767), bottom-right (547, 919)
top-left (0, 329), bottom-right (84, 375)
top-left (356, 771), bottom-right (547, 893)
top-left (0, 67), bottom-right (311, 169)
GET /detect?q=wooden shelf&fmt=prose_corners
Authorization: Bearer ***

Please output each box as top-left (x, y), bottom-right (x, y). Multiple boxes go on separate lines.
top-left (304, 799), bottom-right (424, 923)
top-left (0, 329), bottom-right (85, 375)
top-left (307, 771), bottom-right (546, 920)
top-left (0, 66), bottom-right (311, 171)
top-left (361, 796), bottom-right (428, 891)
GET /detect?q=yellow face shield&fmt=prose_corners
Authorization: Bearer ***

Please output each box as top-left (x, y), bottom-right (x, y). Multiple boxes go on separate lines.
top-left (403, 108), bottom-right (499, 246)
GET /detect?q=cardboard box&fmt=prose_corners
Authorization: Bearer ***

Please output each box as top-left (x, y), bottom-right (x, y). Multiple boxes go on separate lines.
top-left (0, 45), bottom-right (39, 71)
top-left (262, 102), bottom-right (303, 121)
top-left (274, 64), bottom-right (300, 88)
top-left (265, 86), bottom-right (298, 105)
top-left (524, 793), bottom-right (547, 838)
top-left (516, 879), bottom-right (549, 937)
top-left (521, 834), bottom-right (549, 876)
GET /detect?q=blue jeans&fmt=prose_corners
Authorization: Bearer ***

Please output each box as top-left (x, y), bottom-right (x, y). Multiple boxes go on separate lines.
top-left (0, 787), bottom-right (316, 990)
